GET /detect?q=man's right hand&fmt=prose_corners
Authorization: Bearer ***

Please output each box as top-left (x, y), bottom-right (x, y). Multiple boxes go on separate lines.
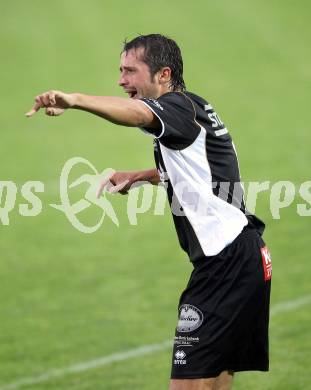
top-left (26, 90), bottom-right (76, 117)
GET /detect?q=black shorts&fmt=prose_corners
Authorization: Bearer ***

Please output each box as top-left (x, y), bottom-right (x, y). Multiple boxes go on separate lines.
top-left (171, 226), bottom-right (272, 379)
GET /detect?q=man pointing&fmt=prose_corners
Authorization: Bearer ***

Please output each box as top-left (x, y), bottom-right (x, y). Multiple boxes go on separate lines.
top-left (27, 34), bottom-right (271, 390)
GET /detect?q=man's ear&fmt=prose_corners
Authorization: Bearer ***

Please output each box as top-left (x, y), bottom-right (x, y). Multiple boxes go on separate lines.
top-left (159, 67), bottom-right (172, 85)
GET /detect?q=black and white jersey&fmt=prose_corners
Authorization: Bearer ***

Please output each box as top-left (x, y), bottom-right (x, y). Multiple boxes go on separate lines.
top-left (140, 91), bottom-right (264, 261)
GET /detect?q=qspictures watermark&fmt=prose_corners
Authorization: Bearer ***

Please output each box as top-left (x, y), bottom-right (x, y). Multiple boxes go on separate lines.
top-left (0, 157), bottom-right (310, 233)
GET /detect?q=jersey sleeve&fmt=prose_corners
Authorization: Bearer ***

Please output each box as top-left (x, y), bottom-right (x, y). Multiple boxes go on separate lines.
top-left (140, 92), bottom-right (201, 149)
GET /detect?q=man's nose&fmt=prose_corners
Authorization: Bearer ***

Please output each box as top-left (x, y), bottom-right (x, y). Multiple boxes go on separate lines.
top-left (118, 74), bottom-right (127, 86)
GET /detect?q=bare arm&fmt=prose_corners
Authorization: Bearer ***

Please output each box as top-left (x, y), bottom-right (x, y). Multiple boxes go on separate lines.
top-left (97, 168), bottom-right (161, 197)
top-left (26, 91), bottom-right (161, 196)
top-left (131, 168), bottom-right (161, 185)
top-left (26, 90), bottom-right (159, 128)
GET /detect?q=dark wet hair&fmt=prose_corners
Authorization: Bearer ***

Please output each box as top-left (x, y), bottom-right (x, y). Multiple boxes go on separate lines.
top-left (122, 34), bottom-right (186, 91)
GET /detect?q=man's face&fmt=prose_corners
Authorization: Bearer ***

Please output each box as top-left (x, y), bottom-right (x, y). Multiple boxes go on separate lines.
top-left (118, 48), bottom-right (161, 100)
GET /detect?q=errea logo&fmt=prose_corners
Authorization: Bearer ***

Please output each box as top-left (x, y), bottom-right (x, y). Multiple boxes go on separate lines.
top-left (175, 350), bottom-right (186, 360)
top-left (174, 350), bottom-right (186, 365)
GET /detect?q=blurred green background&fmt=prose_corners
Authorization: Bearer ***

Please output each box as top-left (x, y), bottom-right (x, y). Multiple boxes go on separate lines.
top-left (0, 1), bottom-right (310, 389)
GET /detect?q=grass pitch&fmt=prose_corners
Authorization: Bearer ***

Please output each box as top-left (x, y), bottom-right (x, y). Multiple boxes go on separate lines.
top-left (0, 1), bottom-right (310, 389)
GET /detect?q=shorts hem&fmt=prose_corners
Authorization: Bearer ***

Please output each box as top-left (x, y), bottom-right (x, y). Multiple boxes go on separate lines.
top-left (171, 366), bottom-right (269, 379)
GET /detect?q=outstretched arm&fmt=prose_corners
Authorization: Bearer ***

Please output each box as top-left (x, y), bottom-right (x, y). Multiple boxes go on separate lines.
top-left (26, 90), bottom-right (159, 128)
top-left (26, 91), bottom-right (162, 196)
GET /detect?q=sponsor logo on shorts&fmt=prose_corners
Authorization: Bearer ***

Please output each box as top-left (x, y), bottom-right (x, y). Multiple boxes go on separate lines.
top-left (261, 246), bottom-right (272, 281)
top-left (174, 335), bottom-right (200, 347)
top-left (174, 350), bottom-right (187, 365)
top-left (177, 304), bottom-right (204, 333)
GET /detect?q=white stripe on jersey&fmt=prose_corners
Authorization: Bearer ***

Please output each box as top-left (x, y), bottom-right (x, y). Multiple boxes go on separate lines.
top-left (159, 126), bottom-right (248, 256)
top-left (140, 100), bottom-right (166, 138)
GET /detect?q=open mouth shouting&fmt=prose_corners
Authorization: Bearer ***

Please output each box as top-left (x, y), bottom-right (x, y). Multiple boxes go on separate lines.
top-left (125, 90), bottom-right (138, 99)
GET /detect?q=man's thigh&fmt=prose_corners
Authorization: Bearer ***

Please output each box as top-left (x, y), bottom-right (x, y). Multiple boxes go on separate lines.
top-left (169, 370), bottom-right (234, 390)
